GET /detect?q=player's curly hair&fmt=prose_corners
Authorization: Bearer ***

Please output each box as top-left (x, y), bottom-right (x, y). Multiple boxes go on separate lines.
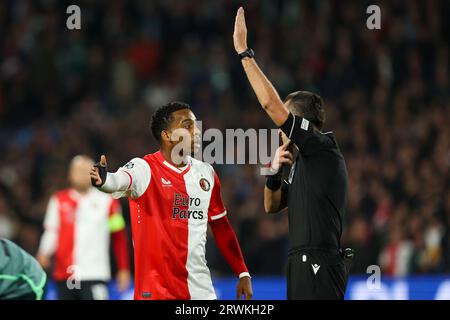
top-left (150, 101), bottom-right (191, 143)
top-left (284, 91), bottom-right (326, 130)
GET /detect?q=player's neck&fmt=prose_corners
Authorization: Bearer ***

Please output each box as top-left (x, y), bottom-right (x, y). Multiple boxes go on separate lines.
top-left (160, 148), bottom-right (188, 168)
top-left (71, 187), bottom-right (90, 195)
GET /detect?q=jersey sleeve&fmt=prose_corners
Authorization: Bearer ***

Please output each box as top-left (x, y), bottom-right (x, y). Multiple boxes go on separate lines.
top-left (112, 158), bottom-right (151, 200)
top-left (279, 113), bottom-right (333, 155)
top-left (38, 195), bottom-right (59, 256)
top-left (208, 170), bottom-right (227, 222)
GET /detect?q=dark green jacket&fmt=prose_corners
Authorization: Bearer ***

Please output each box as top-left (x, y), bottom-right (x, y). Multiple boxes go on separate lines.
top-left (0, 238), bottom-right (47, 300)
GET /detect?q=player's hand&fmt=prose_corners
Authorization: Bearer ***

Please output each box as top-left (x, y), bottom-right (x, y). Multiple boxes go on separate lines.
top-left (116, 269), bottom-right (131, 292)
top-left (271, 135), bottom-right (294, 173)
top-left (37, 254), bottom-right (51, 270)
top-left (236, 276), bottom-right (253, 300)
top-left (233, 7), bottom-right (248, 54)
top-left (90, 155), bottom-right (108, 187)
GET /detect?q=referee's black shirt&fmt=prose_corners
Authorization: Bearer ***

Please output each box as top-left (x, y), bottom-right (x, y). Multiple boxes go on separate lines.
top-left (280, 113), bottom-right (348, 251)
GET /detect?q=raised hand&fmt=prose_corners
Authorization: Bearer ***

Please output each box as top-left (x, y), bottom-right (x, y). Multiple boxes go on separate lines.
top-left (233, 7), bottom-right (248, 54)
top-left (90, 155), bottom-right (108, 187)
top-left (271, 133), bottom-right (294, 173)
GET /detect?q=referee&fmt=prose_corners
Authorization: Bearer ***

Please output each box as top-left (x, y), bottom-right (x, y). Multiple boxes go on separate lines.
top-left (233, 7), bottom-right (350, 300)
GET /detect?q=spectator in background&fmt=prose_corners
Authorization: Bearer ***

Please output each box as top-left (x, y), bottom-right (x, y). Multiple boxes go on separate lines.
top-left (442, 189), bottom-right (450, 272)
top-left (343, 216), bottom-right (380, 274)
top-left (36, 155), bottom-right (131, 300)
top-left (379, 223), bottom-right (414, 277)
top-left (0, 197), bottom-right (17, 239)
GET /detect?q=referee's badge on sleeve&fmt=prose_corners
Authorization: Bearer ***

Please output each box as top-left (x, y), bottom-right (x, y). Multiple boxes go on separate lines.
top-left (301, 118), bottom-right (310, 130)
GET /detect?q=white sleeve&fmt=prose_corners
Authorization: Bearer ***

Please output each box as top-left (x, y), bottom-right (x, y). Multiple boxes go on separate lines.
top-left (38, 196), bottom-right (59, 257)
top-left (100, 158), bottom-right (151, 200)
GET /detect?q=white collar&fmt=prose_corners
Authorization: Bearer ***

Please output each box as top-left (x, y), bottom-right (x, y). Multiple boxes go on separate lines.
top-left (162, 160), bottom-right (189, 173)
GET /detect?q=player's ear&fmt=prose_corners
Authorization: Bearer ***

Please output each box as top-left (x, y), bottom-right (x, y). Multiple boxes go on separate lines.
top-left (161, 129), bottom-right (171, 143)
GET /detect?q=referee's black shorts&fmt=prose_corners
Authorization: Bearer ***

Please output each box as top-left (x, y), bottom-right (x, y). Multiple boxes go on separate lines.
top-left (287, 247), bottom-right (349, 300)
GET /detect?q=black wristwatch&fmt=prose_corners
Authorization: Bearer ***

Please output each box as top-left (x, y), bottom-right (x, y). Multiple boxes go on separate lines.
top-left (238, 48), bottom-right (255, 60)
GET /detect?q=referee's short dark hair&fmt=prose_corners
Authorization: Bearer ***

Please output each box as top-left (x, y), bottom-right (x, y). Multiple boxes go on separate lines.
top-left (151, 101), bottom-right (191, 143)
top-left (284, 91), bottom-right (326, 130)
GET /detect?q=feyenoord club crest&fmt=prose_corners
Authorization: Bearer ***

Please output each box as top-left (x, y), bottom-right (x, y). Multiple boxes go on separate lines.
top-left (199, 178), bottom-right (210, 191)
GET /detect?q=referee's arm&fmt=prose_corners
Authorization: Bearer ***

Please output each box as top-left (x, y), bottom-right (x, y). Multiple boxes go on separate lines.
top-left (235, 8), bottom-right (320, 149)
top-left (239, 56), bottom-right (289, 127)
top-left (234, 8), bottom-right (289, 127)
top-left (264, 186), bottom-right (288, 213)
top-left (264, 138), bottom-right (293, 213)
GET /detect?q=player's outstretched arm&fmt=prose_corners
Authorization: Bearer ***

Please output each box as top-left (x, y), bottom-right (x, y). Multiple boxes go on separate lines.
top-left (90, 155), bottom-right (131, 195)
top-left (233, 7), bottom-right (289, 127)
top-left (90, 155), bottom-right (151, 199)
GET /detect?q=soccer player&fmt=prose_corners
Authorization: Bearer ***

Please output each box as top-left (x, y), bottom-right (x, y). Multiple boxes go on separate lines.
top-left (0, 238), bottom-right (47, 300)
top-left (89, 102), bottom-right (252, 300)
top-left (37, 155), bottom-right (131, 300)
top-left (234, 7), bottom-right (350, 299)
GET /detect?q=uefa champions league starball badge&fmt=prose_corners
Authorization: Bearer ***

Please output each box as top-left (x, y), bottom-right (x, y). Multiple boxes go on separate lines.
top-left (124, 161), bottom-right (135, 169)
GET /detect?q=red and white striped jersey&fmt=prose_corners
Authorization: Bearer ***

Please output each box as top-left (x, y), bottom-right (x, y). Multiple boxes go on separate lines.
top-left (115, 151), bottom-right (227, 300)
top-left (38, 188), bottom-right (125, 281)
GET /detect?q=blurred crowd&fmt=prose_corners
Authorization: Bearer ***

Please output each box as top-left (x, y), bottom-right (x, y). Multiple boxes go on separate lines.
top-left (0, 0), bottom-right (449, 278)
